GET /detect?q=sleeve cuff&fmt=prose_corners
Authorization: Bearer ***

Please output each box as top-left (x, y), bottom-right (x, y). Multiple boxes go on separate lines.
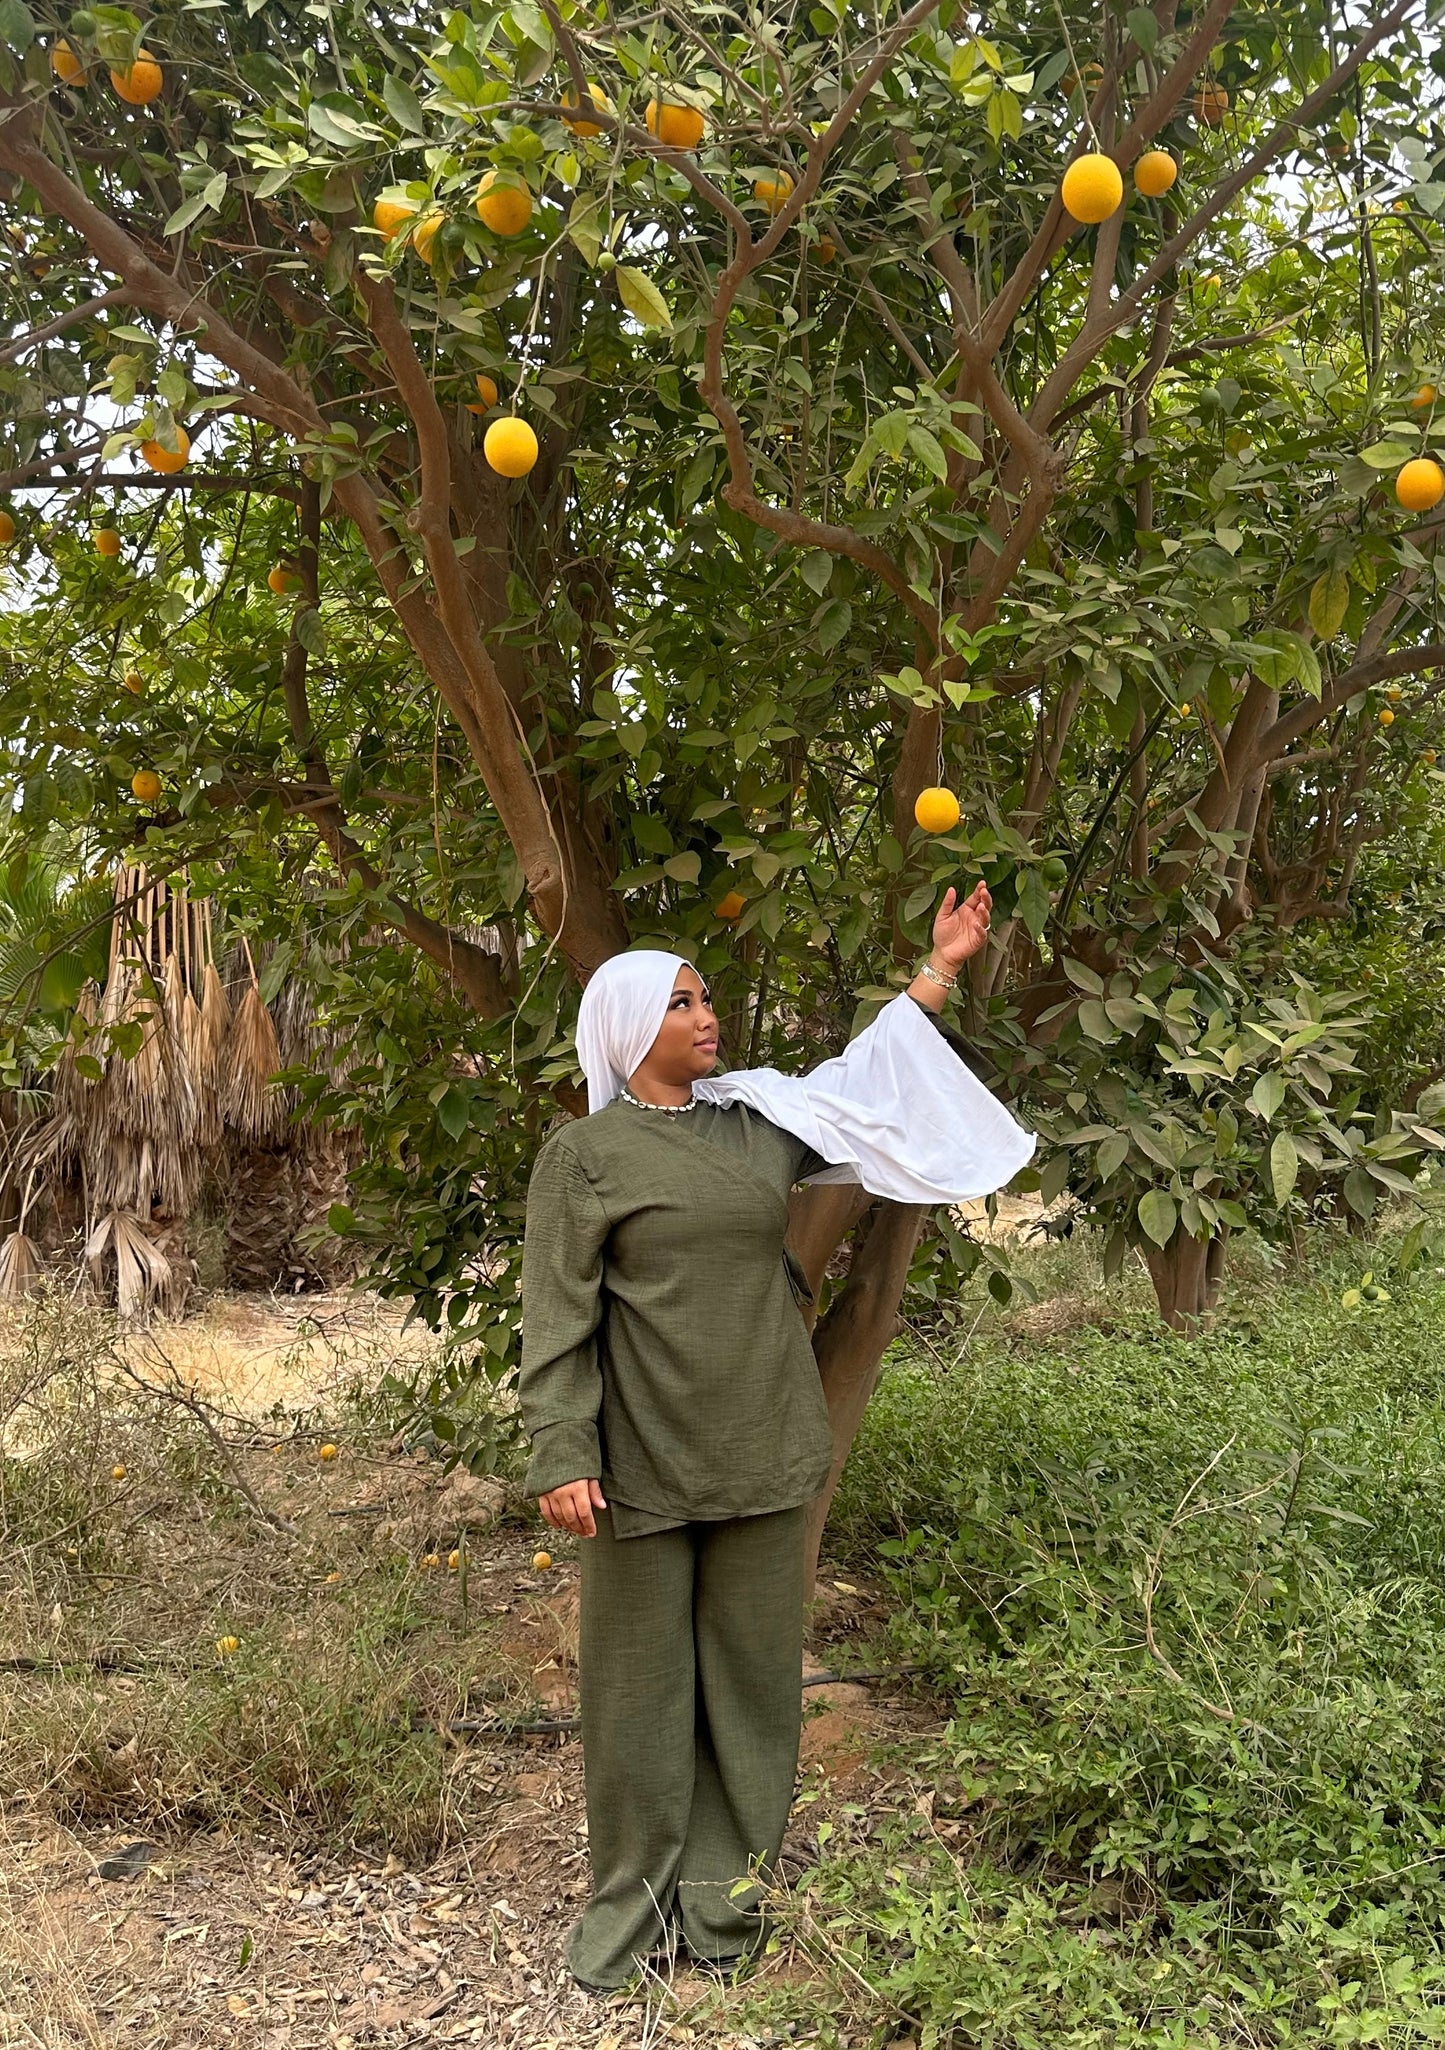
top-left (523, 1419), bottom-right (602, 1498)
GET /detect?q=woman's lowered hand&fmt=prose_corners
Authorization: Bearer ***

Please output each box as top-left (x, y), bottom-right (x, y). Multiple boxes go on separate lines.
top-left (930, 881), bottom-right (991, 971)
top-left (538, 1477), bottom-right (608, 1538)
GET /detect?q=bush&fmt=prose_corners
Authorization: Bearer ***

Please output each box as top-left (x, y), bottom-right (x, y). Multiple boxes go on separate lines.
top-left (791, 1238), bottom-right (1445, 2046)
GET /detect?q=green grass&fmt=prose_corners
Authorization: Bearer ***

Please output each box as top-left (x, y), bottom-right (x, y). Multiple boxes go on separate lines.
top-left (767, 1227), bottom-right (1445, 2048)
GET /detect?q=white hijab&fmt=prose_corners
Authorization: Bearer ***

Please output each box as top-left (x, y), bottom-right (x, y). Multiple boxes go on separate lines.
top-left (574, 949), bottom-right (1035, 1205)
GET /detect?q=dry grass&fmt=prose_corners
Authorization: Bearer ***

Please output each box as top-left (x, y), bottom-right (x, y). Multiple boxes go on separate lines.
top-left (0, 1290), bottom-right (939, 2048)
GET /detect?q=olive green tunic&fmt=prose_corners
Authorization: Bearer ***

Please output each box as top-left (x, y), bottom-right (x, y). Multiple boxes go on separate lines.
top-left (517, 1002), bottom-right (982, 1987)
top-left (518, 1095), bottom-right (834, 1534)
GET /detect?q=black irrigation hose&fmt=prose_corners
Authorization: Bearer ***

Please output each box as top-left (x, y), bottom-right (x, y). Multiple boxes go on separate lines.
top-left (445, 1663), bottom-right (932, 1738)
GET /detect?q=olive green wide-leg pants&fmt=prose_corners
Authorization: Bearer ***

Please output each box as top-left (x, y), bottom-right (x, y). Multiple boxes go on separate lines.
top-left (566, 1503), bottom-right (808, 1992)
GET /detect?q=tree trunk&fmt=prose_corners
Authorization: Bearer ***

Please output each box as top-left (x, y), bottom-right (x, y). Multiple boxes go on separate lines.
top-left (223, 1144), bottom-right (299, 1291)
top-left (1143, 1230), bottom-right (1228, 1328)
top-left (800, 1198), bottom-right (926, 1594)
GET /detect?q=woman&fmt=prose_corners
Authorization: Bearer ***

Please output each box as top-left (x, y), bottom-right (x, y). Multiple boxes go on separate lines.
top-left (518, 882), bottom-right (1033, 1992)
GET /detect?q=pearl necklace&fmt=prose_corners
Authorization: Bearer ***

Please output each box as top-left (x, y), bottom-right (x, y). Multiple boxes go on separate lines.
top-left (619, 1084), bottom-right (698, 1116)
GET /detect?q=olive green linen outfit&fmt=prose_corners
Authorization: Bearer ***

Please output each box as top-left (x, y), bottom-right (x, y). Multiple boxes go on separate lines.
top-left (518, 1005), bottom-right (987, 1989)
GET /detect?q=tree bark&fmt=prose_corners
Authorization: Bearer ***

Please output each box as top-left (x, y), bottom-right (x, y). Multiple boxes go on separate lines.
top-left (1143, 1230), bottom-right (1228, 1327)
top-left (801, 1198), bottom-right (925, 1593)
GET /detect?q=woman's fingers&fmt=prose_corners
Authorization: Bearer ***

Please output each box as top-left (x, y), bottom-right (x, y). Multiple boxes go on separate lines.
top-left (539, 1480), bottom-right (600, 1536)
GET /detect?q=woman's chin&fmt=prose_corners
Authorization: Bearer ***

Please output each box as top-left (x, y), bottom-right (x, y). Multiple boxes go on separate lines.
top-left (691, 1047), bottom-right (720, 1076)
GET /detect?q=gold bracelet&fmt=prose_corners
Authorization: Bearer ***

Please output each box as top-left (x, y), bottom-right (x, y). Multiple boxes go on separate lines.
top-left (917, 960), bottom-right (957, 991)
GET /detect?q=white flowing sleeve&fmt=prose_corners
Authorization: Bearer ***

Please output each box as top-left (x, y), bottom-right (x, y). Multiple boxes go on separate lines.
top-left (696, 995), bottom-right (1036, 1205)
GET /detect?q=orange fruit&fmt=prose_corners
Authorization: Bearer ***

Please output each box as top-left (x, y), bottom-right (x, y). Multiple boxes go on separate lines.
top-left (140, 426), bottom-right (189, 473)
top-left (1423, 749), bottom-right (1438, 765)
top-left (464, 372), bottom-right (500, 417)
top-left (109, 51), bottom-right (163, 106)
top-left (532, 1550), bottom-right (553, 1571)
top-left (646, 98), bottom-right (706, 150)
top-left (1062, 62), bottom-right (1104, 95)
top-left (754, 171), bottom-right (795, 215)
top-left (1192, 81), bottom-right (1229, 125)
top-left (474, 172), bottom-right (533, 236)
top-left (372, 197), bottom-right (417, 238)
top-left (1379, 707), bottom-right (1395, 726)
top-left (914, 786), bottom-right (961, 834)
top-left (50, 40), bottom-right (85, 85)
top-left (410, 210), bottom-right (444, 263)
top-left (111, 1464), bottom-right (126, 1481)
top-left (131, 768), bottom-right (161, 803)
top-left (123, 670), bottom-right (144, 694)
top-left (1396, 458), bottom-right (1445, 512)
top-left (324, 1570), bottom-right (341, 1584)
top-left (716, 890), bottom-right (746, 921)
top-left (483, 416), bottom-right (538, 477)
top-left (561, 83), bottom-right (613, 136)
top-left (1060, 153), bottom-right (1123, 224)
top-left (1134, 150), bottom-right (1177, 198)
top-left (1411, 383), bottom-right (1437, 410)
top-left (421, 1552), bottom-right (440, 1570)
top-left (1179, 702), bottom-right (1191, 719)
top-left (94, 527), bottom-right (121, 557)
top-left (215, 1635), bottom-right (240, 1656)
top-left (447, 1549), bottom-right (461, 1570)
top-left (815, 234), bottom-right (836, 263)
top-left (1386, 685), bottom-right (1404, 701)
top-left (267, 563), bottom-right (298, 595)
top-left (318, 1442), bottom-right (338, 1461)
top-left (0, 509), bottom-right (14, 546)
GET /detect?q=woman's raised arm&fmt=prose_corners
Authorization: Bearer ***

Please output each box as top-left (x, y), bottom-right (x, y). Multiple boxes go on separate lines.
top-left (905, 882), bottom-right (992, 1014)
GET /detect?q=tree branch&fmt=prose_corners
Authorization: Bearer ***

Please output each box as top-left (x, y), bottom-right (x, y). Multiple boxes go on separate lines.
top-left (0, 286), bottom-right (124, 363)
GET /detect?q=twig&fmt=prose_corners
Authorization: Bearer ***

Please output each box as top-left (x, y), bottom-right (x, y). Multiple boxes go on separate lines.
top-left (112, 1343), bottom-right (298, 1537)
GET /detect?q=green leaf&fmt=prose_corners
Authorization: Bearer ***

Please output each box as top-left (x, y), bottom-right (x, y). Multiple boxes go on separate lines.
top-left (616, 266), bottom-right (672, 331)
top-left (382, 72), bottom-right (426, 133)
top-left (1062, 957), bottom-right (1105, 996)
top-left (1096, 1133), bottom-right (1129, 1181)
top-left (1126, 5), bottom-right (1159, 52)
top-left (1015, 867), bottom-right (1050, 942)
top-left (1250, 1071), bottom-right (1285, 1122)
top-left (0, 0), bottom-right (35, 52)
top-left (1358, 439), bottom-right (1413, 469)
top-left (567, 201), bottom-right (603, 267)
top-left (163, 189), bottom-right (217, 237)
top-left (906, 426), bottom-right (949, 481)
top-left (1270, 1129), bottom-right (1299, 1207)
top-left (1308, 566), bottom-right (1350, 641)
top-left (662, 851), bottom-right (701, 883)
top-left (1077, 998), bottom-right (1113, 1042)
top-left (1138, 1189), bottom-right (1177, 1247)
top-left (800, 550), bottom-right (833, 595)
top-left (814, 598), bottom-right (852, 651)
top-left (438, 1089), bottom-right (469, 1139)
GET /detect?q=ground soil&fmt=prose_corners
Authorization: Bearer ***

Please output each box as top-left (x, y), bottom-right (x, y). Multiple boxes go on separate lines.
top-left (1, 1291), bottom-right (946, 2049)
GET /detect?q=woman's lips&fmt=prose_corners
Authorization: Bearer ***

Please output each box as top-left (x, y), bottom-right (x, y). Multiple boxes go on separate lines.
top-left (696, 1038), bottom-right (718, 1053)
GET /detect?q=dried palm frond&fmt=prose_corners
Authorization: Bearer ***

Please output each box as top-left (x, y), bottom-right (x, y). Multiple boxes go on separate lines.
top-left (85, 1209), bottom-right (172, 1323)
top-left (224, 983), bottom-right (288, 1144)
top-left (0, 1229), bottom-right (41, 1299)
top-left (193, 961), bottom-right (231, 1149)
top-left (51, 981), bottom-right (99, 1127)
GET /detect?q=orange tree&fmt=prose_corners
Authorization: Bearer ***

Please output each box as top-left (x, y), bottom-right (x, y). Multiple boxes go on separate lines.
top-left (1, 1), bottom-right (1444, 1557)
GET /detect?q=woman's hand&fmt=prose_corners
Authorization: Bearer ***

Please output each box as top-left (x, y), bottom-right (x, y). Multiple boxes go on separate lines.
top-left (930, 881), bottom-right (992, 971)
top-left (538, 1477), bottom-right (608, 1538)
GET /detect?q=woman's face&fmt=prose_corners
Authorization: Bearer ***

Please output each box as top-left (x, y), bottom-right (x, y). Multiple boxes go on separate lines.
top-left (633, 964), bottom-right (719, 1085)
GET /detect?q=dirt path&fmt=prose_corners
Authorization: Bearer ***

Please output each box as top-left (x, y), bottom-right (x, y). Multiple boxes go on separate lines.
top-left (1, 1291), bottom-right (942, 2048)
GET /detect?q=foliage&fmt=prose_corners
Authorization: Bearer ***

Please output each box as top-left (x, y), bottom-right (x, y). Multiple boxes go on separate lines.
top-left (783, 1228), bottom-right (1445, 2047)
top-left (0, 0), bottom-right (1441, 1332)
